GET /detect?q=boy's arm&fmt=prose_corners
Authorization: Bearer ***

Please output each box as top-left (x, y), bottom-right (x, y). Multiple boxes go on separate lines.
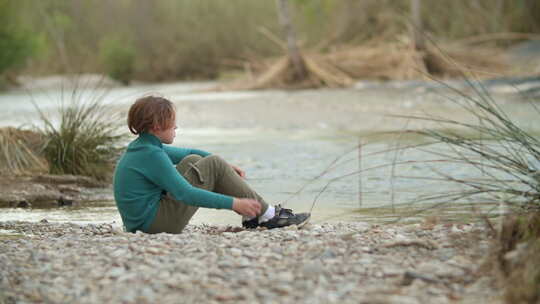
top-left (163, 145), bottom-right (211, 164)
top-left (145, 150), bottom-right (233, 210)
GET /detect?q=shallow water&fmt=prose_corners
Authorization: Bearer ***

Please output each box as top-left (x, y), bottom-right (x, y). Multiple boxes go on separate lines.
top-left (0, 77), bottom-right (537, 227)
top-left (0, 80), bottom-right (259, 127)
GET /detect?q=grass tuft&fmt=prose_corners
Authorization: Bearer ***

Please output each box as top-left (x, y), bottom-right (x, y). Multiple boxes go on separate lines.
top-left (399, 78), bottom-right (540, 210)
top-left (401, 79), bottom-right (540, 302)
top-left (33, 89), bottom-right (126, 180)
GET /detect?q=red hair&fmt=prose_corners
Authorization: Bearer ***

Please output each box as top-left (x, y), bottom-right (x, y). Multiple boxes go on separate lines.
top-left (127, 96), bottom-right (175, 135)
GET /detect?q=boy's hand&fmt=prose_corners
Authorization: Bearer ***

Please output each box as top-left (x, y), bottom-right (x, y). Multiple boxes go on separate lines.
top-left (232, 198), bottom-right (261, 217)
top-left (231, 165), bottom-right (246, 178)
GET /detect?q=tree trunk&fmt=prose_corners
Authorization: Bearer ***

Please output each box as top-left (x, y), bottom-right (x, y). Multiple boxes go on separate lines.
top-left (493, 0), bottom-right (504, 32)
top-left (36, 3), bottom-right (72, 73)
top-left (276, 0), bottom-right (307, 80)
top-left (410, 0), bottom-right (425, 51)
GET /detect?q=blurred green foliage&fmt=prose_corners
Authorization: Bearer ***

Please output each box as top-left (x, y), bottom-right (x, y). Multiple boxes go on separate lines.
top-left (0, 0), bottom-right (39, 84)
top-left (5, 0), bottom-right (540, 83)
top-left (99, 37), bottom-right (135, 85)
top-left (0, 29), bottom-right (36, 74)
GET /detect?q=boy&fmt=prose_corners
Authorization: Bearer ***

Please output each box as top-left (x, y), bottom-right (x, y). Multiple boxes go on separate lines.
top-left (113, 96), bottom-right (310, 234)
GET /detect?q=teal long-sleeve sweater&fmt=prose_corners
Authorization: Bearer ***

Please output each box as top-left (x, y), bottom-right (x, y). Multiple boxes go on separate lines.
top-left (113, 133), bottom-right (234, 232)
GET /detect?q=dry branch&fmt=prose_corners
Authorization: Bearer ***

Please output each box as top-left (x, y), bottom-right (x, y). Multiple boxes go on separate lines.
top-left (382, 240), bottom-right (438, 250)
top-left (451, 32), bottom-right (540, 46)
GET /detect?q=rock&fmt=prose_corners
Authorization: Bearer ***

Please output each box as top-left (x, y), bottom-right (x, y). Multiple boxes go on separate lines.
top-left (435, 248), bottom-right (456, 261)
top-left (140, 286), bottom-right (156, 302)
top-left (218, 261), bottom-right (234, 268)
top-left (273, 283), bottom-right (293, 295)
top-left (230, 248), bottom-right (242, 257)
top-left (352, 222), bottom-right (371, 233)
top-left (416, 261), bottom-right (466, 278)
top-left (280, 230), bottom-right (298, 240)
top-left (301, 262), bottom-right (324, 277)
top-left (401, 271), bottom-right (441, 286)
top-left (110, 248), bottom-right (127, 258)
top-left (276, 271), bottom-right (294, 282)
top-left (394, 233), bottom-right (410, 241)
top-left (283, 224), bottom-right (298, 231)
top-left (319, 249), bottom-right (336, 259)
top-left (16, 200), bottom-right (31, 208)
top-left (121, 290), bottom-right (137, 302)
top-left (57, 196), bottom-right (74, 207)
top-left (107, 267), bottom-right (126, 278)
top-left (221, 232), bottom-right (235, 238)
top-left (383, 265), bottom-right (404, 277)
top-left (340, 232), bottom-right (356, 241)
top-left (446, 255), bottom-right (474, 273)
top-left (357, 256), bottom-right (374, 265)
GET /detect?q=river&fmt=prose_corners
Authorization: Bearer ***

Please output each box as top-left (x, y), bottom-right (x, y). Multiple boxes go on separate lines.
top-left (1, 75), bottom-right (538, 227)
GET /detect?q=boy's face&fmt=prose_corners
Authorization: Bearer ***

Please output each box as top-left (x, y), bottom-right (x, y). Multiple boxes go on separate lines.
top-left (152, 122), bottom-right (177, 144)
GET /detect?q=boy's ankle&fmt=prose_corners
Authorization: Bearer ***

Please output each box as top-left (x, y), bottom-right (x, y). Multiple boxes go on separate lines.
top-left (258, 205), bottom-right (275, 224)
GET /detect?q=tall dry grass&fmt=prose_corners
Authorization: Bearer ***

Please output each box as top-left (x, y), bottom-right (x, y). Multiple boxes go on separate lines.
top-left (0, 127), bottom-right (47, 175)
top-left (395, 78), bottom-right (540, 301)
top-left (403, 80), bottom-right (540, 209)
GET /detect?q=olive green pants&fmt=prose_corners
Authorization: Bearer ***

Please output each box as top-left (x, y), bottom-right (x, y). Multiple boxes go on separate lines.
top-left (147, 154), bottom-right (269, 234)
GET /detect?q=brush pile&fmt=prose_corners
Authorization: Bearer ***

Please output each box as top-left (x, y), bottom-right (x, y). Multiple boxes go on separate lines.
top-left (223, 41), bottom-right (510, 90)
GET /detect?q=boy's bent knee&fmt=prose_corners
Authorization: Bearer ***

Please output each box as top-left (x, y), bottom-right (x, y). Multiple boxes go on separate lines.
top-left (205, 154), bottom-right (224, 163)
top-left (204, 155), bottom-right (229, 168)
top-left (179, 155), bottom-right (228, 175)
top-left (177, 154), bottom-right (203, 173)
top-left (184, 154), bottom-right (203, 163)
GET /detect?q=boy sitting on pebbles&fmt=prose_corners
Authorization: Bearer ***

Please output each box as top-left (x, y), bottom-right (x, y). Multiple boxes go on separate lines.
top-left (113, 96), bottom-right (310, 234)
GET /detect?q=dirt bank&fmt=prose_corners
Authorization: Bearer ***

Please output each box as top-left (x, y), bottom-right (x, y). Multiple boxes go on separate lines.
top-left (0, 174), bottom-right (110, 208)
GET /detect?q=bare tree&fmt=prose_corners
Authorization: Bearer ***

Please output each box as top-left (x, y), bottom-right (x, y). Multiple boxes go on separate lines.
top-left (275, 0), bottom-right (307, 80)
top-left (410, 0), bottom-right (425, 51)
top-left (36, 2), bottom-right (72, 73)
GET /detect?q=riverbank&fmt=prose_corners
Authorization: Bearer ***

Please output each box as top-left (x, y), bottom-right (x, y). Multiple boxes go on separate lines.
top-left (0, 174), bottom-right (111, 208)
top-left (0, 220), bottom-right (501, 303)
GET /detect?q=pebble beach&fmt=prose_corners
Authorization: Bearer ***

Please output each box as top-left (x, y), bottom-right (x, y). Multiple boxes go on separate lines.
top-left (0, 220), bottom-right (501, 304)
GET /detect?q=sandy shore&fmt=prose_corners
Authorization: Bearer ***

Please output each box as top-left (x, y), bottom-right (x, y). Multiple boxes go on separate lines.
top-left (0, 220), bottom-right (501, 304)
